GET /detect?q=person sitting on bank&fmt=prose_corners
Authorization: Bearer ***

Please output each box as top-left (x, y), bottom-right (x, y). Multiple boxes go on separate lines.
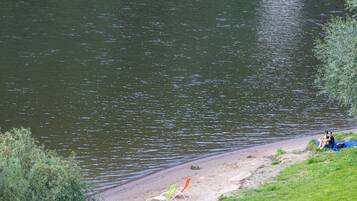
top-left (318, 130), bottom-right (335, 149)
top-left (327, 131), bottom-right (335, 148)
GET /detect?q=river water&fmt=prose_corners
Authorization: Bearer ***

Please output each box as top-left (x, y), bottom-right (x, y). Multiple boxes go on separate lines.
top-left (0, 0), bottom-right (355, 193)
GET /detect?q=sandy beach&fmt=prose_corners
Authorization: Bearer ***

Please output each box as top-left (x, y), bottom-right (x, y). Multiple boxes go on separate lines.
top-left (99, 128), bottom-right (356, 201)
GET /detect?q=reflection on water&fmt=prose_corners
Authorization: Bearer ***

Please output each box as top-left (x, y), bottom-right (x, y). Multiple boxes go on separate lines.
top-left (258, 0), bottom-right (304, 50)
top-left (0, 0), bottom-right (355, 192)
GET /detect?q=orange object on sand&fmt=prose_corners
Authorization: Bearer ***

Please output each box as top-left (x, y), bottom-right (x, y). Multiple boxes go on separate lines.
top-left (181, 178), bottom-right (191, 193)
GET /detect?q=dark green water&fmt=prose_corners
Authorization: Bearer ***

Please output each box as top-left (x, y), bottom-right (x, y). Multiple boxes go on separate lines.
top-left (0, 0), bottom-right (355, 192)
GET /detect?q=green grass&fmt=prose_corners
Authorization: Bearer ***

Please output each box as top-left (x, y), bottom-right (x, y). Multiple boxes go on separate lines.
top-left (333, 132), bottom-right (357, 141)
top-left (221, 132), bottom-right (357, 201)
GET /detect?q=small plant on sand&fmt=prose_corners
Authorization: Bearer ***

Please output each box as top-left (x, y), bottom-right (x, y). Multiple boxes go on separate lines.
top-left (276, 148), bottom-right (286, 156)
top-left (0, 128), bottom-right (95, 201)
top-left (270, 148), bottom-right (286, 165)
top-left (307, 139), bottom-right (321, 152)
top-left (271, 159), bottom-right (281, 165)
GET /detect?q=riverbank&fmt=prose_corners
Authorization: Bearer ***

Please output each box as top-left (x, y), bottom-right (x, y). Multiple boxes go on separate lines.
top-left (221, 131), bottom-right (357, 201)
top-left (99, 128), bottom-right (357, 201)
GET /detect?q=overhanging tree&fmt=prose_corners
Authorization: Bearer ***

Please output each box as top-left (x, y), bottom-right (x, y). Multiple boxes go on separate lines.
top-left (314, 0), bottom-right (357, 116)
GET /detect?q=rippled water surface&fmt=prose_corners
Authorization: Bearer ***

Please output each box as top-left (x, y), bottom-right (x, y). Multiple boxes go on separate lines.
top-left (0, 0), bottom-right (355, 192)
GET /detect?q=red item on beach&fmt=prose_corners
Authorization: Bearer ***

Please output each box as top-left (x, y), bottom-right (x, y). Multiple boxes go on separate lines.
top-left (181, 178), bottom-right (191, 193)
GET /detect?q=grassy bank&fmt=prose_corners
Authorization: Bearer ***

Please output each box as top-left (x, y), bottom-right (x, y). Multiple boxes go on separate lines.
top-left (220, 132), bottom-right (357, 201)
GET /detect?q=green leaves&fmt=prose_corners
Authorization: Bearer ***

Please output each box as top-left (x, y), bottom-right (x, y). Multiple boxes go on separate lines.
top-left (346, 0), bottom-right (357, 12)
top-left (0, 128), bottom-right (94, 201)
top-left (314, 8), bottom-right (357, 116)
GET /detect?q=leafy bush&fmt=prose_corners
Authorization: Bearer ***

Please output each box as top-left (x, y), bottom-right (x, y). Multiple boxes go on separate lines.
top-left (306, 139), bottom-right (321, 153)
top-left (270, 149), bottom-right (286, 165)
top-left (346, 0), bottom-right (357, 11)
top-left (0, 128), bottom-right (94, 201)
top-left (314, 0), bottom-right (357, 116)
top-left (275, 149), bottom-right (286, 156)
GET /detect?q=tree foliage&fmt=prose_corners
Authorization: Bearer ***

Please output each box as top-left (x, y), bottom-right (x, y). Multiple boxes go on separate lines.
top-left (0, 128), bottom-right (95, 201)
top-left (314, 0), bottom-right (357, 116)
top-left (346, 0), bottom-right (357, 12)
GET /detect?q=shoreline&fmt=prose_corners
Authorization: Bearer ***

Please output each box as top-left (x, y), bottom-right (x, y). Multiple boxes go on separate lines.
top-left (99, 128), bottom-right (357, 201)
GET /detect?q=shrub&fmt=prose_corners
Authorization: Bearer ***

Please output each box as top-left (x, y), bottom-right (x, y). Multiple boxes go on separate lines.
top-left (276, 149), bottom-right (286, 156)
top-left (314, 0), bottom-right (357, 116)
top-left (270, 149), bottom-right (286, 165)
top-left (346, 0), bottom-right (357, 12)
top-left (0, 128), bottom-right (94, 201)
top-left (306, 139), bottom-right (321, 153)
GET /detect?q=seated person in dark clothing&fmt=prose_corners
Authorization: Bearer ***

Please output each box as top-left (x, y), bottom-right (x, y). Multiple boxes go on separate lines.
top-left (319, 130), bottom-right (335, 149)
top-left (326, 131), bottom-right (335, 148)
